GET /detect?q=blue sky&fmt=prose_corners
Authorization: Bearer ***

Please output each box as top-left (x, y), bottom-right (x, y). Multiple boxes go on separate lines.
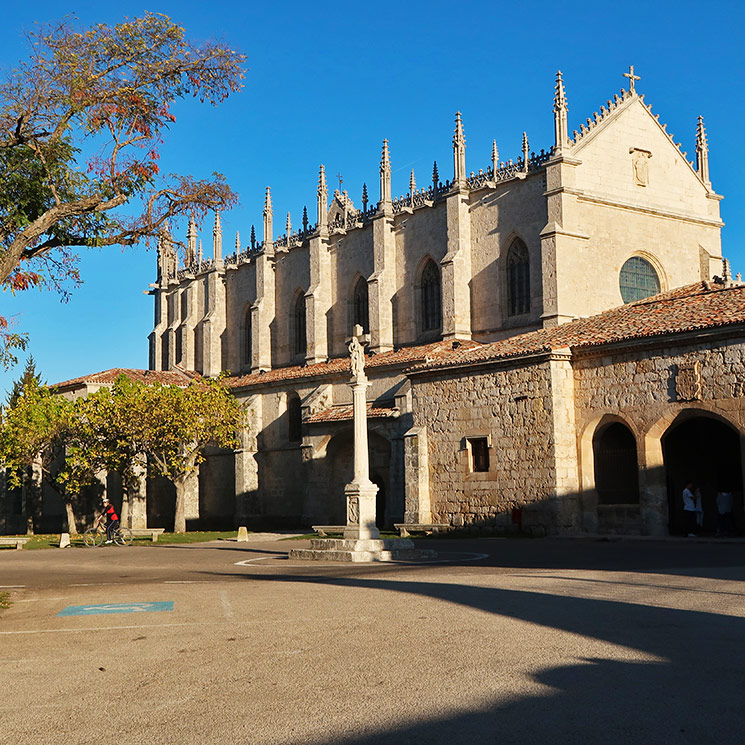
top-left (1, 0), bottom-right (744, 394)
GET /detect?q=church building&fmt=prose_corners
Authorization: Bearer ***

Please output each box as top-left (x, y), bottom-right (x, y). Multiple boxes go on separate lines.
top-left (5, 68), bottom-right (741, 537)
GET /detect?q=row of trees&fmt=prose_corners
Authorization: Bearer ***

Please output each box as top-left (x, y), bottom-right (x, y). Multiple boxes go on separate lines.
top-left (0, 366), bottom-right (245, 533)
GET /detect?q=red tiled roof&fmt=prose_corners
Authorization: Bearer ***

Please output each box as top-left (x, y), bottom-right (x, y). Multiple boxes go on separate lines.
top-left (53, 367), bottom-right (200, 391)
top-left (228, 339), bottom-right (481, 389)
top-left (411, 282), bottom-right (745, 372)
top-left (304, 403), bottom-right (399, 424)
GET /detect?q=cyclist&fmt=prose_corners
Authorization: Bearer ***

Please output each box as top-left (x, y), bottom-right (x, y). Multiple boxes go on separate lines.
top-left (101, 497), bottom-right (120, 544)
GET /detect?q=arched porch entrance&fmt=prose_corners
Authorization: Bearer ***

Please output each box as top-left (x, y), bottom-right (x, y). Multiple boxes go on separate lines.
top-left (662, 415), bottom-right (743, 535)
top-left (322, 430), bottom-right (391, 526)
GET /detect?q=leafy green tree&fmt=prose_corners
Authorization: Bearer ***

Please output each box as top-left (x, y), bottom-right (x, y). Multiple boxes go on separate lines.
top-left (5, 355), bottom-right (44, 408)
top-left (142, 377), bottom-right (244, 532)
top-left (0, 13), bottom-right (245, 364)
top-left (0, 377), bottom-right (73, 533)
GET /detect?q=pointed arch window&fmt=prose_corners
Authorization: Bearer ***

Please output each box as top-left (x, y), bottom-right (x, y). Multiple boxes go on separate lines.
top-left (507, 239), bottom-right (530, 316)
top-left (421, 259), bottom-right (441, 333)
top-left (294, 293), bottom-right (306, 357)
top-left (352, 277), bottom-right (369, 334)
top-left (243, 307), bottom-right (252, 368)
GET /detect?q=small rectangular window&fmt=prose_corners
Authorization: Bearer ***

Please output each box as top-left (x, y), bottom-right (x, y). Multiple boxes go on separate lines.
top-left (469, 438), bottom-right (490, 473)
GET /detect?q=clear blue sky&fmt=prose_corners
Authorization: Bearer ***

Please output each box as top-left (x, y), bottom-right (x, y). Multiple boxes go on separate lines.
top-left (1, 0), bottom-right (744, 395)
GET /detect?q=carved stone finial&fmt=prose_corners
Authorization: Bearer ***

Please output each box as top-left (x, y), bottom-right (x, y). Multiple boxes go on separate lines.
top-left (696, 115), bottom-right (711, 187)
top-left (317, 165), bottom-right (328, 232)
top-left (186, 212), bottom-right (197, 265)
top-left (432, 160), bottom-right (439, 187)
top-left (198, 238), bottom-right (203, 267)
top-left (235, 230), bottom-right (241, 253)
top-left (491, 140), bottom-right (499, 175)
top-left (522, 132), bottom-right (530, 172)
top-left (553, 70), bottom-right (569, 154)
top-left (409, 169), bottom-right (416, 207)
top-left (302, 206), bottom-right (308, 234)
top-left (723, 257), bottom-right (732, 282)
top-left (623, 65), bottom-right (641, 93)
top-left (286, 211), bottom-right (292, 240)
top-left (263, 187), bottom-right (273, 249)
top-left (250, 225), bottom-right (256, 250)
top-left (361, 182), bottom-right (368, 213)
top-left (213, 211), bottom-right (223, 263)
top-left (453, 112), bottom-right (466, 186)
top-left (380, 140), bottom-right (392, 206)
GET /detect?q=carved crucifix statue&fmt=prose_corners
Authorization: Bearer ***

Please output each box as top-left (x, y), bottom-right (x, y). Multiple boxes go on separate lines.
top-left (343, 323), bottom-right (379, 540)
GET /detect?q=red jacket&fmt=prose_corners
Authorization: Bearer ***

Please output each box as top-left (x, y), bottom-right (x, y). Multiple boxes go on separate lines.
top-left (103, 503), bottom-right (119, 523)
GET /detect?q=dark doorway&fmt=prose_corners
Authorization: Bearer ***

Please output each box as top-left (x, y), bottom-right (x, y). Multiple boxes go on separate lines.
top-left (372, 474), bottom-right (387, 529)
top-left (663, 416), bottom-right (743, 535)
top-left (593, 422), bottom-right (640, 504)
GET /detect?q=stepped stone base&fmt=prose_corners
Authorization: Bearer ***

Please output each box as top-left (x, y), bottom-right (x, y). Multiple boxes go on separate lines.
top-left (289, 537), bottom-right (437, 563)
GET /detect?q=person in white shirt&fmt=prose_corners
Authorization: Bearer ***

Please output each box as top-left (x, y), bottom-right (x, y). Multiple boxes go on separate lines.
top-left (682, 481), bottom-right (697, 537)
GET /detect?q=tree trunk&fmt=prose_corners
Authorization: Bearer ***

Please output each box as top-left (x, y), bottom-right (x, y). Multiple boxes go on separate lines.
top-left (64, 501), bottom-right (78, 535)
top-left (174, 479), bottom-right (186, 533)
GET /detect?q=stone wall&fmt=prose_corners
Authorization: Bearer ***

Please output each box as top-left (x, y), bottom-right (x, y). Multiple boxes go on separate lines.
top-left (410, 359), bottom-right (570, 533)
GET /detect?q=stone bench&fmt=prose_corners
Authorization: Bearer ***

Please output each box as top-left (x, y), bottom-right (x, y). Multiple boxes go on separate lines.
top-left (0, 536), bottom-right (31, 550)
top-left (311, 525), bottom-right (346, 537)
top-left (394, 523), bottom-right (450, 538)
top-left (130, 528), bottom-right (166, 542)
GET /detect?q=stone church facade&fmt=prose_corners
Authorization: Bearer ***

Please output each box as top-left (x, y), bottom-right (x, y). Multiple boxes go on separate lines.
top-left (144, 68), bottom-right (740, 536)
top-left (4, 69), bottom-right (741, 537)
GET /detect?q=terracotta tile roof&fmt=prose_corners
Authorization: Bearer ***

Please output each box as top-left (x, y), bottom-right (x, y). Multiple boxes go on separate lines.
top-left (304, 403), bottom-right (399, 424)
top-left (412, 281), bottom-right (745, 372)
top-left (53, 367), bottom-right (200, 391)
top-left (228, 339), bottom-right (481, 389)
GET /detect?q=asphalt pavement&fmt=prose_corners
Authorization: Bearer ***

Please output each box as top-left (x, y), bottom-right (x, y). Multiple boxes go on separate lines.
top-left (2, 535), bottom-right (745, 744)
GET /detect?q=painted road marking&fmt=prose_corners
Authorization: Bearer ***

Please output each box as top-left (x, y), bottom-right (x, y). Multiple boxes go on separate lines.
top-left (57, 601), bottom-right (174, 617)
top-left (233, 551), bottom-right (490, 567)
top-left (0, 585), bottom-right (25, 588)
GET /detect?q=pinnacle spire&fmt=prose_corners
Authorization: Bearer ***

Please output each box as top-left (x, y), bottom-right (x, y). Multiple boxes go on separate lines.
top-left (263, 187), bottom-right (274, 247)
top-left (235, 230), bottom-right (241, 253)
top-left (491, 140), bottom-right (499, 176)
top-left (409, 169), bottom-right (416, 207)
top-left (380, 139), bottom-right (392, 206)
top-left (213, 211), bottom-right (222, 263)
top-left (695, 115), bottom-right (711, 186)
top-left (286, 211), bottom-right (292, 239)
top-left (317, 165), bottom-right (328, 231)
top-left (453, 112), bottom-right (466, 186)
top-left (553, 71), bottom-right (569, 154)
top-left (187, 212), bottom-right (197, 265)
top-left (522, 132), bottom-right (530, 172)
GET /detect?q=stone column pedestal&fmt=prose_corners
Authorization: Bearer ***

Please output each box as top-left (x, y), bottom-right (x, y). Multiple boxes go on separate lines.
top-left (343, 480), bottom-right (379, 540)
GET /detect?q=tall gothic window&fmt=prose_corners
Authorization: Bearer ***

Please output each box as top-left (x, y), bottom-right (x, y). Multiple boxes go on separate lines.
top-left (175, 327), bottom-right (183, 365)
top-left (288, 393), bottom-right (302, 443)
top-left (421, 259), bottom-right (441, 333)
top-left (352, 277), bottom-right (369, 334)
top-left (294, 293), bottom-right (306, 357)
top-left (619, 256), bottom-right (661, 303)
top-left (243, 308), bottom-right (252, 368)
top-left (507, 239), bottom-right (530, 316)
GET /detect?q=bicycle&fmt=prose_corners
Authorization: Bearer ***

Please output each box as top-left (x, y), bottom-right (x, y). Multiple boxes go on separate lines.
top-left (83, 517), bottom-right (133, 547)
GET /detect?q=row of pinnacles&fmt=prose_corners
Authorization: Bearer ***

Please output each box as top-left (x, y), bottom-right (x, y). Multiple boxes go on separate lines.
top-left (152, 67), bottom-right (718, 378)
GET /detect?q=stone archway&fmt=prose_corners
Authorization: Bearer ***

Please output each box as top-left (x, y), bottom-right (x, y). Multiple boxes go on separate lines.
top-left (322, 429), bottom-right (392, 525)
top-left (662, 415), bottom-right (743, 535)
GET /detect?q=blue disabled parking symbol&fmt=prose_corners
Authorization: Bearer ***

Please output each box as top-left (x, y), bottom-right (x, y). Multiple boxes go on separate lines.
top-left (58, 601), bottom-right (174, 617)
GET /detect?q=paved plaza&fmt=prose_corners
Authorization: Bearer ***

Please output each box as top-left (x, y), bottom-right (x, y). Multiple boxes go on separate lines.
top-left (2, 536), bottom-right (745, 744)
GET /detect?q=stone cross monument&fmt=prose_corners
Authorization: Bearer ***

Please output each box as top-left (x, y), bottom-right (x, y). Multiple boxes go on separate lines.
top-left (344, 324), bottom-right (380, 541)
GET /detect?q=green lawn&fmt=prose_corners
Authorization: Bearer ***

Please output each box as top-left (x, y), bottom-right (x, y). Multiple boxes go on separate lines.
top-left (0, 531), bottom-right (241, 549)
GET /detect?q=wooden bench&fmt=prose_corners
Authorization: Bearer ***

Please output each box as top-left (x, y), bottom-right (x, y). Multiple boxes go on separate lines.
top-left (311, 525), bottom-right (346, 537)
top-left (394, 523), bottom-right (450, 538)
top-left (0, 536), bottom-right (31, 550)
top-left (130, 528), bottom-right (166, 542)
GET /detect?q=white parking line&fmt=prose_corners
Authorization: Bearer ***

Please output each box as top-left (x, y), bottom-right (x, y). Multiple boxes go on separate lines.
top-left (0, 585), bottom-right (25, 588)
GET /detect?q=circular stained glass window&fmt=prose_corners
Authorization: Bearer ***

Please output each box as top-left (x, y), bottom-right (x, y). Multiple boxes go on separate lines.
top-left (619, 256), bottom-right (661, 303)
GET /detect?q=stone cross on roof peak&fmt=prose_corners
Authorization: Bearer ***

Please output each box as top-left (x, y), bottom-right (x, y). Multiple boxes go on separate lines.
top-left (623, 65), bottom-right (641, 93)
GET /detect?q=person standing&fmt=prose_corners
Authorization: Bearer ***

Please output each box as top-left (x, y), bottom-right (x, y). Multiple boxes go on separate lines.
top-left (682, 481), bottom-right (698, 537)
top-left (716, 487), bottom-right (734, 537)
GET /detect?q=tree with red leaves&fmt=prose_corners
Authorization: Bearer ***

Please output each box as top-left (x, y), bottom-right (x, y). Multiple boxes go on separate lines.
top-left (0, 13), bottom-right (245, 365)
